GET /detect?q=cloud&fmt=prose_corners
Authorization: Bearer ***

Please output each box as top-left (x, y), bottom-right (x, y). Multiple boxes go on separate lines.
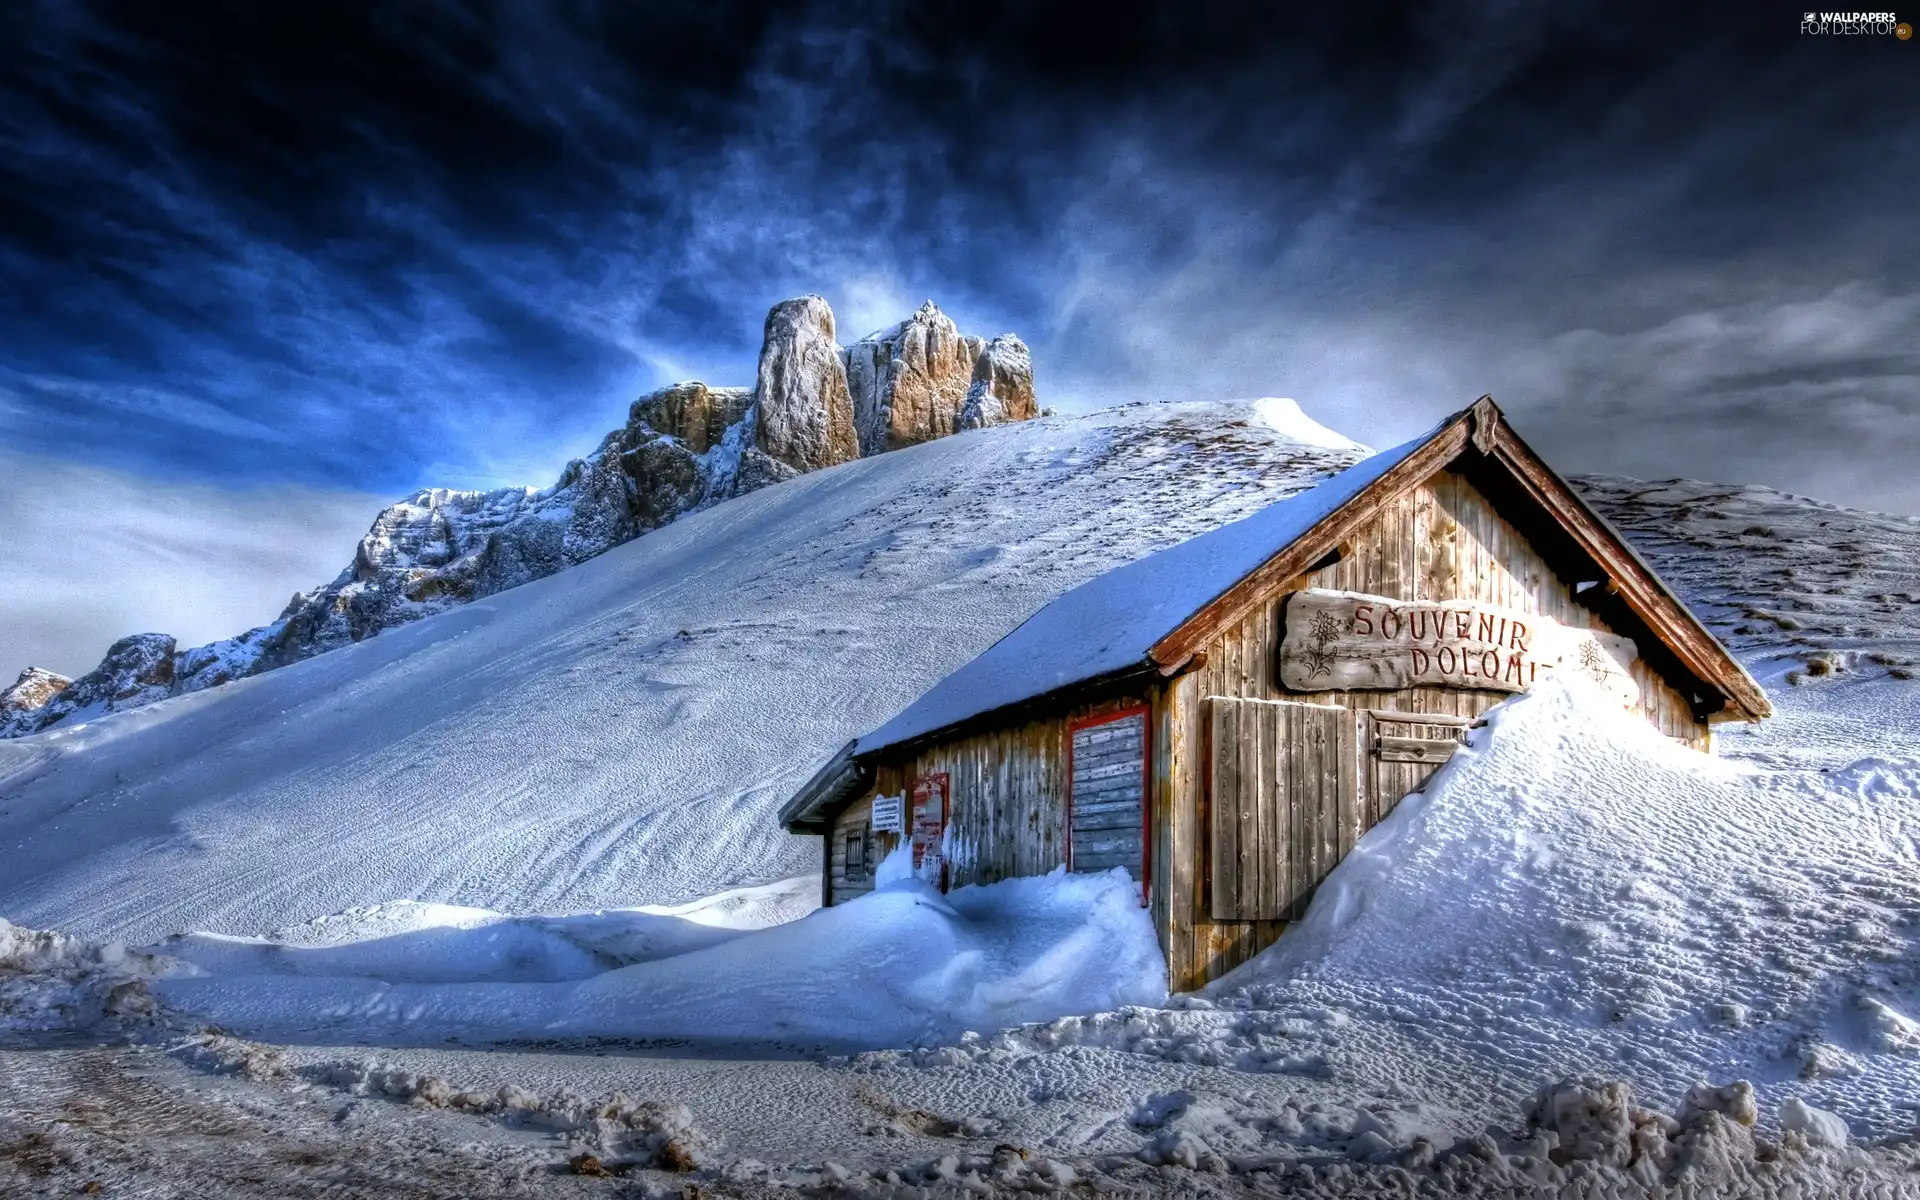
top-left (1492, 283), bottom-right (1920, 512)
top-left (0, 451), bottom-right (382, 681)
top-left (0, 0), bottom-right (1917, 674)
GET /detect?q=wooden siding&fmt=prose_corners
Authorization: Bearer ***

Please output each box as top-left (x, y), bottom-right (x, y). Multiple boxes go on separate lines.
top-left (825, 694), bottom-right (1152, 906)
top-left (1161, 468), bottom-right (1714, 990)
top-left (1206, 697), bottom-right (1358, 921)
top-left (1358, 709), bottom-right (1469, 827)
top-left (1069, 709), bottom-right (1148, 877)
top-left (829, 795), bottom-right (891, 903)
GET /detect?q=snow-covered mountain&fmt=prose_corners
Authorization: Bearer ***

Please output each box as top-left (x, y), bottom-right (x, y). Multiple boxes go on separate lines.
top-left (0, 295), bottom-right (1039, 738)
top-left (0, 399), bottom-right (1363, 940)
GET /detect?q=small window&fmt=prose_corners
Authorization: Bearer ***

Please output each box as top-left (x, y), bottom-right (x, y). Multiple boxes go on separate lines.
top-left (843, 827), bottom-right (870, 881)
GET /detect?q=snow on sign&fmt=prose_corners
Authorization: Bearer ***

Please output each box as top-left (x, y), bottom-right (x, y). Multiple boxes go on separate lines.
top-left (1278, 588), bottom-right (1640, 706)
top-left (910, 774), bottom-right (949, 877)
top-left (870, 792), bottom-right (905, 834)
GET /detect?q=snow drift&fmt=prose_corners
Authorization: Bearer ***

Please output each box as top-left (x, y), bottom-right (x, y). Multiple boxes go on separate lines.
top-left (150, 864), bottom-right (1166, 1051)
top-left (1213, 674), bottom-right (1920, 1140)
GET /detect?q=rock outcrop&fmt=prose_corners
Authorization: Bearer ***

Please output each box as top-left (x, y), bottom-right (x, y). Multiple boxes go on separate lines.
top-left (959, 335), bottom-right (1037, 431)
top-left (4, 293), bottom-right (1040, 737)
top-left (751, 295), bottom-right (860, 473)
top-left (844, 302), bottom-right (1038, 453)
top-left (0, 668), bottom-right (71, 735)
top-left (2, 634), bottom-right (175, 736)
top-left (845, 301), bottom-right (979, 455)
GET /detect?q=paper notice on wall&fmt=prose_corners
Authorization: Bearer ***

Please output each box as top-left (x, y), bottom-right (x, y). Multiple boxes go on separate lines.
top-left (870, 792), bottom-right (905, 833)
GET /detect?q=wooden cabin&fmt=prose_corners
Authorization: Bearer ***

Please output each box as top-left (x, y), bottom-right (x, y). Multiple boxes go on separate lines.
top-left (778, 398), bottom-right (1769, 991)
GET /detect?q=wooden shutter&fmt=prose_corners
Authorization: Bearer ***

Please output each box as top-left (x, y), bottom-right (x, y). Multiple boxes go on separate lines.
top-left (1357, 710), bottom-right (1469, 825)
top-left (1068, 708), bottom-right (1149, 888)
top-left (1207, 697), bottom-right (1357, 921)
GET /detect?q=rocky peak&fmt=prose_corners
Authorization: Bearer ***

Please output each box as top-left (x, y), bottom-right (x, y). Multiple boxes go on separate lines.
top-left (4, 291), bottom-right (1041, 738)
top-left (844, 300), bottom-right (982, 456)
top-left (752, 295), bottom-right (861, 473)
top-left (959, 334), bottom-right (1038, 431)
top-left (1, 634), bottom-right (176, 736)
top-left (0, 667), bottom-right (71, 735)
top-left (629, 382), bottom-right (754, 456)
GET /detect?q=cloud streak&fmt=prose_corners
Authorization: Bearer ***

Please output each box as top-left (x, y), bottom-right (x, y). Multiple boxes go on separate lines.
top-left (0, 0), bottom-right (1915, 671)
top-left (0, 451), bottom-right (382, 681)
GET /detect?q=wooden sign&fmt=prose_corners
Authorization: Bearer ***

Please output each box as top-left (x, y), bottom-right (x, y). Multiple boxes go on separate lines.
top-left (1278, 588), bottom-right (1640, 705)
top-left (910, 773), bottom-right (949, 875)
top-left (870, 792), bottom-right (905, 834)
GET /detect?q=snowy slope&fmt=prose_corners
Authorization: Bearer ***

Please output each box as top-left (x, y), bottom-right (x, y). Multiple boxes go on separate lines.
top-left (0, 400), bottom-right (1360, 943)
top-left (1578, 474), bottom-right (1920, 771)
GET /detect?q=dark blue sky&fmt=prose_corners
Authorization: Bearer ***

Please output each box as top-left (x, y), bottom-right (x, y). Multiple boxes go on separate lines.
top-left (2, 0), bottom-right (1917, 676)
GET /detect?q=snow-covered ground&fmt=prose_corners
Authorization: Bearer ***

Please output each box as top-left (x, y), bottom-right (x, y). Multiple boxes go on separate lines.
top-left (5, 399), bottom-right (1920, 1196)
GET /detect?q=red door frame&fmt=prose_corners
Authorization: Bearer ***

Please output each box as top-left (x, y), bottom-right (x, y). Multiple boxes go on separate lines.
top-left (1065, 703), bottom-right (1152, 902)
top-left (910, 772), bottom-right (950, 891)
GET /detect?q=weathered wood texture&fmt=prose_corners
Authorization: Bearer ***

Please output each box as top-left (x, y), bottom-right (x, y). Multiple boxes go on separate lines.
top-left (1069, 710), bottom-right (1148, 877)
top-left (826, 694), bottom-right (1154, 906)
top-left (1357, 709), bottom-right (1467, 827)
top-left (829, 795), bottom-right (888, 903)
top-left (1206, 697), bottom-right (1357, 921)
top-left (1163, 468), bottom-right (1713, 990)
top-left (1291, 471), bottom-right (1707, 746)
top-left (1277, 589), bottom-right (1641, 705)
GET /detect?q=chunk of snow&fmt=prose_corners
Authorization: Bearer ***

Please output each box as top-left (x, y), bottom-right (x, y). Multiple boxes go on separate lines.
top-left (1779, 1098), bottom-right (1850, 1149)
top-left (1211, 672), bottom-right (1920, 1141)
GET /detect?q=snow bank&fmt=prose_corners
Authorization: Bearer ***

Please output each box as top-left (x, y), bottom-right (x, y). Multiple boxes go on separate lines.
top-left (1250, 396), bottom-right (1371, 453)
top-left (0, 917), bottom-right (173, 1032)
top-left (1212, 674), bottom-right (1920, 1139)
top-left (153, 866), bottom-right (1166, 1050)
top-left (156, 877), bottom-right (817, 984)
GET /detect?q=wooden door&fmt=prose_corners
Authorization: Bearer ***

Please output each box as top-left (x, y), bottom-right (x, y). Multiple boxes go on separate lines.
top-left (1207, 697), bottom-right (1357, 921)
top-left (1067, 707), bottom-right (1150, 897)
top-left (1356, 710), bottom-right (1469, 824)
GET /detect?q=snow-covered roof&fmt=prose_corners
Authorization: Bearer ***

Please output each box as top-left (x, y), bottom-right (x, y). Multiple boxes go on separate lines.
top-left (853, 424), bottom-right (1443, 757)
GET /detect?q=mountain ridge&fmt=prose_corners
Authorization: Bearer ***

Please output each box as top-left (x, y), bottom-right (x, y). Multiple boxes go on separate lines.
top-left (0, 294), bottom-right (1038, 738)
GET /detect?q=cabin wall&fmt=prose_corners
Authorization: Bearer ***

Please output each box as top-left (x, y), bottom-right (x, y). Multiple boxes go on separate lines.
top-left (827, 795), bottom-right (891, 903)
top-left (822, 693), bottom-right (1153, 907)
top-left (1158, 469), bottom-right (1713, 990)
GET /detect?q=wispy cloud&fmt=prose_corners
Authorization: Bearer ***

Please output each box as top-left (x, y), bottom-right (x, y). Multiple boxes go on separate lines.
top-left (0, 0), bottom-right (1916, 673)
top-left (0, 451), bottom-right (382, 680)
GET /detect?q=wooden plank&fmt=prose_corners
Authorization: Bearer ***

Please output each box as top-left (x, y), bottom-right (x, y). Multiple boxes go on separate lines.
top-left (1172, 675), bottom-right (1197, 989)
top-left (1375, 735), bottom-right (1459, 764)
top-left (1277, 588), bottom-right (1640, 704)
top-left (1209, 698), bottom-right (1239, 921)
top-left (1239, 690), bottom-right (1259, 915)
top-left (1261, 694), bottom-right (1282, 920)
top-left (1283, 701), bottom-right (1305, 918)
top-left (1337, 701), bottom-right (1359, 857)
top-left (1369, 709), bottom-right (1472, 728)
top-left (1315, 702), bottom-right (1336, 914)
